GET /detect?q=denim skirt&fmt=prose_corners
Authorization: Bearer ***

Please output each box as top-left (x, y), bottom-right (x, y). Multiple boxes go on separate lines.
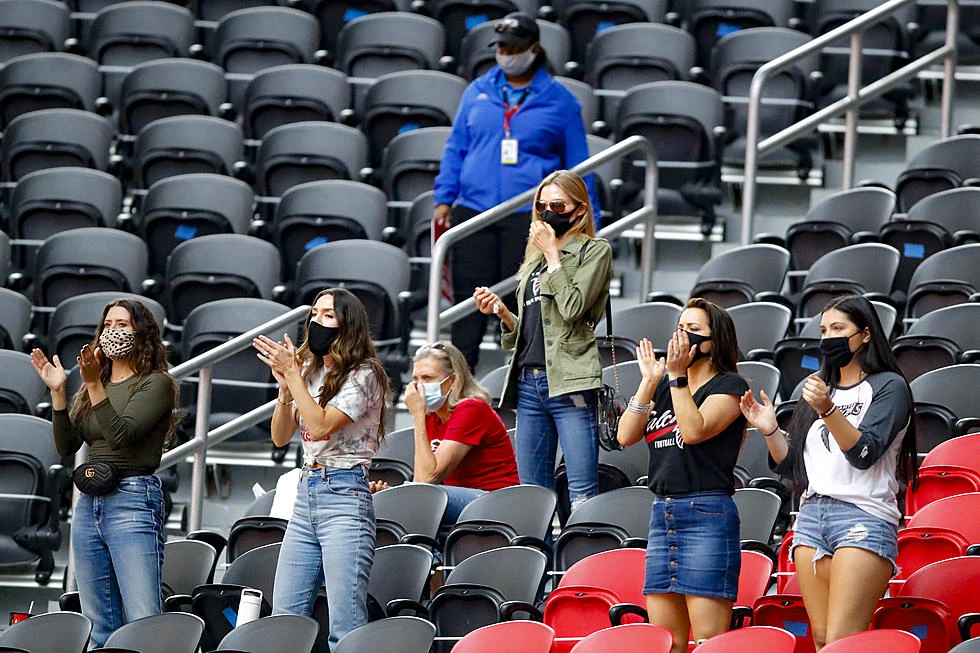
top-left (643, 491), bottom-right (741, 601)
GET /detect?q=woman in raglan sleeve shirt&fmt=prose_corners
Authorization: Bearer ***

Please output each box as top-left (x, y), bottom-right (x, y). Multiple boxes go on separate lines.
top-left (433, 11), bottom-right (598, 371)
top-left (739, 294), bottom-right (918, 651)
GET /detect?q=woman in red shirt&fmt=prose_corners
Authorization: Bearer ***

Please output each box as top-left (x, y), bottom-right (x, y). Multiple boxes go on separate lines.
top-left (406, 341), bottom-right (520, 526)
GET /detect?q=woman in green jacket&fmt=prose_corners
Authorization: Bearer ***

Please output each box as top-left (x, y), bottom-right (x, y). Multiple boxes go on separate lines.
top-left (475, 169), bottom-right (612, 510)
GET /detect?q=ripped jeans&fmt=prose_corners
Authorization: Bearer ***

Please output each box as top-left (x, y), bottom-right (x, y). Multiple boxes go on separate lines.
top-left (790, 494), bottom-right (899, 577)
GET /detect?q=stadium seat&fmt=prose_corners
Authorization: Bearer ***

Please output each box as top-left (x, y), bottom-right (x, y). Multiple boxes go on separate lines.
top-left (585, 23), bottom-right (696, 124)
top-left (595, 302), bottom-right (682, 363)
top-left (97, 612), bottom-right (205, 653)
top-left (904, 243), bottom-right (980, 321)
top-left (225, 516), bottom-right (287, 562)
top-left (117, 59), bottom-right (227, 139)
top-left (906, 465), bottom-right (980, 515)
top-left (214, 614), bottom-right (318, 653)
top-left (921, 432), bottom-right (980, 474)
top-left (796, 243), bottom-right (900, 320)
top-left (335, 13), bottom-right (445, 79)
top-left (553, 485), bottom-right (653, 571)
top-left (617, 81), bottom-right (725, 232)
top-left (241, 64), bottom-right (351, 141)
top-left (33, 228), bottom-right (148, 307)
top-left (366, 544), bottom-right (433, 620)
top-left (736, 362), bottom-right (781, 411)
top-left (906, 492), bottom-right (980, 543)
top-left (0, 53), bottom-right (101, 131)
top-left (561, 0), bottom-right (668, 64)
top-left (334, 616), bottom-right (433, 653)
top-left (695, 626), bottom-right (796, 653)
top-left (213, 7), bottom-right (319, 74)
top-left (895, 135), bottom-right (980, 211)
top-left (270, 179), bottom-right (385, 281)
top-left (164, 235), bottom-right (281, 323)
top-left (1, 109), bottom-right (113, 184)
top-left (821, 629), bottom-right (921, 653)
top-left (8, 167), bottom-right (122, 241)
top-left (443, 485), bottom-right (557, 567)
top-left (729, 302), bottom-right (793, 362)
top-left (129, 116), bottom-right (245, 191)
top-left (453, 620), bottom-right (555, 653)
top-left (751, 595), bottom-right (815, 653)
top-left (0, 0), bottom-right (70, 64)
top-left (253, 121), bottom-right (369, 199)
top-left (136, 173), bottom-right (255, 276)
top-left (0, 414), bottom-right (68, 585)
top-left (47, 292), bottom-right (165, 370)
top-left (712, 27), bottom-right (818, 178)
top-left (361, 71), bottom-right (466, 167)
top-left (910, 364), bottom-right (980, 454)
top-left (373, 483), bottom-right (448, 549)
top-left (892, 303), bottom-right (980, 380)
top-left (296, 0), bottom-right (400, 55)
top-left (782, 187), bottom-right (896, 284)
top-left (381, 126), bottom-right (450, 206)
top-left (0, 611), bottom-right (91, 653)
top-left (683, 0), bottom-right (795, 69)
top-left (0, 350), bottom-right (46, 415)
top-left (893, 526), bottom-right (970, 586)
top-left (0, 288), bottom-right (31, 352)
top-left (369, 426), bottom-right (415, 487)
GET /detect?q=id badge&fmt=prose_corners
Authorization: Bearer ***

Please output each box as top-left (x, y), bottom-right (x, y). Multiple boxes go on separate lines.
top-left (501, 138), bottom-right (519, 165)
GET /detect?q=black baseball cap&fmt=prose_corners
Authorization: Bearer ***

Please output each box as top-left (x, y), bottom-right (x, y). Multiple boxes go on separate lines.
top-left (489, 12), bottom-right (540, 49)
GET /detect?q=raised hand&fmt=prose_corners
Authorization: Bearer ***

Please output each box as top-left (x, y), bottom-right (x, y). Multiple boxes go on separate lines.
top-left (739, 389), bottom-right (778, 435)
top-left (635, 338), bottom-right (665, 384)
top-left (77, 344), bottom-right (102, 385)
top-left (529, 220), bottom-right (557, 254)
top-left (31, 348), bottom-right (66, 392)
top-left (801, 374), bottom-right (833, 416)
top-left (474, 286), bottom-right (503, 316)
top-left (253, 333), bottom-right (300, 384)
top-left (665, 329), bottom-right (695, 377)
top-left (404, 378), bottom-right (425, 417)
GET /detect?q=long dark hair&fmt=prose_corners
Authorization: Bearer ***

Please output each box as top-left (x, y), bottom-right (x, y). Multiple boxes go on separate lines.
top-left (298, 288), bottom-right (390, 440)
top-left (785, 295), bottom-right (918, 492)
top-left (70, 298), bottom-right (178, 447)
top-left (686, 297), bottom-right (739, 375)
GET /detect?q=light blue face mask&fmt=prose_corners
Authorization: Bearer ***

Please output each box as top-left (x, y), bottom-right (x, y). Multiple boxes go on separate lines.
top-left (422, 376), bottom-right (452, 412)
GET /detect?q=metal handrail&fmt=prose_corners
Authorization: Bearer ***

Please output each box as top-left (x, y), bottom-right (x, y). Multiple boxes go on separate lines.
top-left (160, 304), bottom-right (310, 532)
top-left (740, 0), bottom-right (959, 245)
top-left (426, 134), bottom-right (659, 342)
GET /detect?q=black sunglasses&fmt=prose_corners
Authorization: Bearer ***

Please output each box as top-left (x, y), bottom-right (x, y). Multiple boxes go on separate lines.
top-left (534, 199), bottom-right (578, 214)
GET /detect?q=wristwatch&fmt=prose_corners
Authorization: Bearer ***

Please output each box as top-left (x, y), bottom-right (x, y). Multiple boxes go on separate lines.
top-left (668, 376), bottom-right (688, 388)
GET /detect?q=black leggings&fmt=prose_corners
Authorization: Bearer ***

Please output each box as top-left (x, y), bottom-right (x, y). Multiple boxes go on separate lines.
top-left (450, 205), bottom-right (530, 370)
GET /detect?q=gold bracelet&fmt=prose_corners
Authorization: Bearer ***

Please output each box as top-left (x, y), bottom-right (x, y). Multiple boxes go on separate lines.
top-left (276, 398), bottom-right (290, 407)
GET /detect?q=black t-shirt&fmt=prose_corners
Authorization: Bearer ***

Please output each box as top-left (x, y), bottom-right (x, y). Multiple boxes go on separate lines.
top-left (517, 267), bottom-right (546, 369)
top-left (645, 372), bottom-right (750, 496)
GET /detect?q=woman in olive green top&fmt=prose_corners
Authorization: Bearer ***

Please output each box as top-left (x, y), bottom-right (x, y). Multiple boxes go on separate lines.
top-left (31, 298), bottom-right (176, 648)
top-left (475, 170), bottom-right (612, 510)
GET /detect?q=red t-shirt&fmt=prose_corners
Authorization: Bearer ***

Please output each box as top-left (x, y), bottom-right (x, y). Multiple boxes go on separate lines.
top-left (425, 398), bottom-right (520, 491)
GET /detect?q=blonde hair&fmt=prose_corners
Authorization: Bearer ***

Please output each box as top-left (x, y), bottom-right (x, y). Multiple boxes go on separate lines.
top-left (413, 342), bottom-right (491, 409)
top-left (519, 170), bottom-right (596, 275)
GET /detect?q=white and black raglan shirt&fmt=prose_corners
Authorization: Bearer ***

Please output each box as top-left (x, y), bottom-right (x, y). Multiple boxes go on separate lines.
top-left (780, 371), bottom-right (912, 525)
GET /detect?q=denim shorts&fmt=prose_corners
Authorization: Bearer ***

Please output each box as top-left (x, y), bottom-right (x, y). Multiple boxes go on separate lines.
top-left (791, 495), bottom-right (899, 577)
top-left (644, 491), bottom-right (741, 601)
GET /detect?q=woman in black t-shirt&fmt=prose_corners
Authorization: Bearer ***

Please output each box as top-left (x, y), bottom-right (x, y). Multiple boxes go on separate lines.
top-left (617, 297), bottom-right (748, 653)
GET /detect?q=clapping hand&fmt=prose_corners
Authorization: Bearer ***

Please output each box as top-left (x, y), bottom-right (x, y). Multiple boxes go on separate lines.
top-left (30, 348), bottom-right (66, 392)
top-left (635, 338), bottom-right (665, 384)
top-left (253, 333), bottom-right (300, 385)
top-left (802, 374), bottom-right (833, 416)
top-left (739, 389), bottom-right (778, 435)
top-left (77, 344), bottom-right (102, 385)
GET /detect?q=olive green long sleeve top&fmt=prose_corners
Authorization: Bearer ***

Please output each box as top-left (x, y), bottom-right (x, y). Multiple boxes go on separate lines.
top-left (52, 372), bottom-right (175, 471)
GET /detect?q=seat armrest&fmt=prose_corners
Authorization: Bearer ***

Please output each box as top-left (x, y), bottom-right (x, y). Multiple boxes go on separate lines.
top-left (609, 602), bottom-right (647, 625)
top-left (731, 605), bottom-right (754, 629)
top-left (510, 535), bottom-right (552, 558)
top-left (164, 593), bottom-right (192, 612)
top-left (500, 600), bottom-right (543, 622)
top-left (386, 598), bottom-right (427, 618)
top-left (959, 613), bottom-right (980, 641)
top-left (400, 533), bottom-right (439, 550)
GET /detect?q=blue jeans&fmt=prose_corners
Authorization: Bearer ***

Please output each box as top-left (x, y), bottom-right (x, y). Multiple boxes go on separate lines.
top-left (516, 367), bottom-right (599, 511)
top-left (273, 466), bottom-right (376, 651)
top-left (442, 485), bottom-right (487, 529)
top-left (73, 475), bottom-right (166, 648)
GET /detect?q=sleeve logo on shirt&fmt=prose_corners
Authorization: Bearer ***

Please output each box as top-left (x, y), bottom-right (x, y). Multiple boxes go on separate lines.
top-left (430, 438), bottom-right (441, 453)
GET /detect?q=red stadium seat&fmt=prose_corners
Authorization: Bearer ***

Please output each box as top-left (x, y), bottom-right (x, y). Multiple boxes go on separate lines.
top-left (822, 629), bottom-right (921, 653)
top-left (695, 626), bottom-right (796, 653)
top-left (906, 492), bottom-right (980, 543)
top-left (921, 433), bottom-right (980, 474)
top-left (905, 465), bottom-right (980, 515)
top-left (751, 595), bottom-right (815, 653)
top-left (450, 621), bottom-right (555, 653)
top-left (569, 623), bottom-right (673, 653)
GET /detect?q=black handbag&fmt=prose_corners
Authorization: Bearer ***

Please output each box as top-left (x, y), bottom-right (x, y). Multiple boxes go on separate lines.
top-left (72, 461), bottom-right (120, 496)
top-left (596, 293), bottom-right (624, 452)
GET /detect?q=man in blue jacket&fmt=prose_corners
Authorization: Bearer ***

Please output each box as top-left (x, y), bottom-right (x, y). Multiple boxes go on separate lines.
top-left (434, 12), bottom-right (599, 371)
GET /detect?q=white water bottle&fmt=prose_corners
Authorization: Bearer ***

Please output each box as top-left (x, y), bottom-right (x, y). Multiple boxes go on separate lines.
top-left (236, 588), bottom-right (262, 627)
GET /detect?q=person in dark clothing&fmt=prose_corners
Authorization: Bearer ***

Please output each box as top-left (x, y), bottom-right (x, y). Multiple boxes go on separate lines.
top-left (434, 11), bottom-right (597, 370)
top-left (31, 298), bottom-right (176, 648)
top-left (616, 298), bottom-right (748, 653)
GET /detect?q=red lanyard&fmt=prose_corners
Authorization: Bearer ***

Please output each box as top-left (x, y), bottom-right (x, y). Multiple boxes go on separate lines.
top-left (503, 87), bottom-right (531, 137)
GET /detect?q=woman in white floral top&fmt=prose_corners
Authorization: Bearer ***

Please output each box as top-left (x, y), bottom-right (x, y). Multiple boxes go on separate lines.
top-left (253, 288), bottom-right (390, 650)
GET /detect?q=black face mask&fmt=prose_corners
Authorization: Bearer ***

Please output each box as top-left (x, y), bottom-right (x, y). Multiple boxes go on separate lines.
top-left (307, 321), bottom-right (340, 356)
top-left (819, 334), bottom-right (858, 368)
top-left (683, 330), bottom-right (711, 366)
top-left (541, 210), bottom-right (578, 237)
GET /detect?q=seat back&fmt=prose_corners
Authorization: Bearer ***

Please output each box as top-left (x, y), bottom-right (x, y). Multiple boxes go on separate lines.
top-left (243, 64), bottom-right (350, 140)
top-left (0, 53), bottom-right (100, 129)
top-left (119, 58), bottom-right (226, 136)
top-left (367, 544), bottom-right (433, 614)
top-left (0, 612), bottom-right (92, 653)
top-left (751, 595), bottom-right (815, 653)
top-left (558, 548), bottom-right (647, 607)
top-left (372, 483), bottom-right (448, 542)
top-left (799, 244), bottom-right (900, 318)
top-left (694, 625), bottom-right (797, 653)
top-left (9, 167), bottom-right (121, 241)
top-left (335, 13), bottom-right (445, 78)
top-left (905, 465), bottom-right (980, 515)
top-left (872, 596), bottom-right (954, 653)
top-left (733, 487), bottom-right (781, 544)
top-left (214, 7), bottom-right (319, 75)
top-left (2, 108), bottom-right (112, 183)
top-left (452, 620), bottom-right (554, 653)
top-left (906, 243), bottom-right (980, 320)
top-left (563, 0), bottom-right (668, 63)
top-left (256, 121), bottom-right (368, 197)
top-left (568, 622), bottom-right (674, 653)
top-left (0, 351), bottom-right (45, 415)
top-left (215, 614), bottom-right (319, 652)
top-left (0, 289), bottom-right (30, 352)
top-left (307, 0), bottom-right (397, 54)
top-left (132, 115), bottom-right (244, 190)
top-left (899, 556), bottom-right (980, 634)
top-left (381, 126), bottom-right (451, 203)
top-left (103, 613), bottom-right (205, 653)
top-left (225, 517), bottom-right (288, 562)
top-left (0, 0), bottom-right (71, 64)
top-left (897, 136), bottom-right (980, 211)
top-left (334, 616), bottom-right (434, 653)
top-left (907, 492), bottom-right (980, 543)
top-left (894, 526), bottom-right (969, 583)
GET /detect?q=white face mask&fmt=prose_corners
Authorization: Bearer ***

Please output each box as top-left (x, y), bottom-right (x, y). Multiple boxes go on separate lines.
top-left (496, 48), bottom-right (536, 77)
top-left (421, 376), bottom-right (451, 413)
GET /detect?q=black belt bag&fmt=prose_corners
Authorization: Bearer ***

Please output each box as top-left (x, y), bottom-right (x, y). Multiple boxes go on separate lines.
top-left (72, 461), bottom-right (120, 496)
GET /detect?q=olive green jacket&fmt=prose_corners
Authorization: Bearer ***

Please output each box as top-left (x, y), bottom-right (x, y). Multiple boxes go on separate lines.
top-left (499, 234), bottom-right (613, 408)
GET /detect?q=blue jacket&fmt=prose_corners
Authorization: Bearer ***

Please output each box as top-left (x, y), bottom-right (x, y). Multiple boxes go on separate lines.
top-left (434, 65), bottom-right (599, 215)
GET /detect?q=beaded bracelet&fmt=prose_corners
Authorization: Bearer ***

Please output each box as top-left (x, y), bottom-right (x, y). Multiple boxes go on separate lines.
top-left (627, 396), bottom-right (652, 414)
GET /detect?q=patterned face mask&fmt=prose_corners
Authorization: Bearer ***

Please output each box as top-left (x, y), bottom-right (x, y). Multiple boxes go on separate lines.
top-left (99, 328), bottom-right (136, 360)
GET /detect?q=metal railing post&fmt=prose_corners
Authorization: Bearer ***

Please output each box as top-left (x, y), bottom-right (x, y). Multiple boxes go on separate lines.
top-left (941, 0), bottom-right (959, 138)
top-left (188, 366), bottom-right (212, 532)
top-left (842, 31), bottom-right (864, 189)
top-left (740, 70), bottom-right (768, 247)
top-left (639, 139), bottom-right (659, 301)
